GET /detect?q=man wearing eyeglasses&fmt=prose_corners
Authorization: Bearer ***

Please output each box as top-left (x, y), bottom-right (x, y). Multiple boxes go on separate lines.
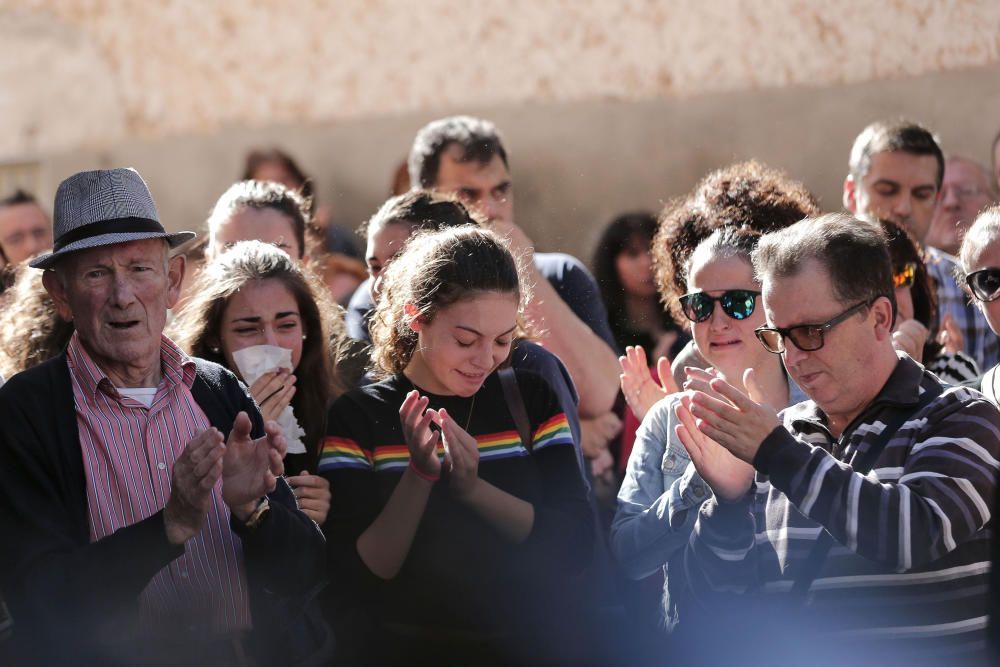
top-left (843, 120), bottom-right (1000, 374)
top-left (672, 213), bottom-right (999, 664)
top-left (927, 157), bottom-right (997, 257)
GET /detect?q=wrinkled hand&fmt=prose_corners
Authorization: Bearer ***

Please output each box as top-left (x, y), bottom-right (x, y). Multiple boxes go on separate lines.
top-left (580, 412), bottom-right (623, 459)
top-left (674, 395), bottom-right (754, 502)
top-left (249, 368), bottom-right (296, 422)
top-left (892, 319), bottom-right (929, 363)
top-left (937, 313), bottom-right (964, 357)
top-left (399, 390), bottom-right (442, 478)
top-left (287, 470), bottom-right (331, 524)
top-left (164, 428), bottom-right (226, 544)
top-left (619, 345), bottom-right (678, 421)
top-left (684, 368), bottom-right (779, 464)
top-left (439, 408), bottom-right (480, 500)
top-left (223, 412), bottom-right (286, 520)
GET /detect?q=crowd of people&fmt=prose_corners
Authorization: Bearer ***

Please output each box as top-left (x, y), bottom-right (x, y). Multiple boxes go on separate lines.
top-left (0, 114), bottom-right (999, 666)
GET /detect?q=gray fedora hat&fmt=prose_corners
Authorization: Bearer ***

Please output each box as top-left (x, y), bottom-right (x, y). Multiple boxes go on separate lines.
top-left (29, 168), bottom-right (196, 270)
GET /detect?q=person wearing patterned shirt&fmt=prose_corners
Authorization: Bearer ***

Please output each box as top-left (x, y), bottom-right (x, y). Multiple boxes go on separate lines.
top-left (320, 226), bottom-right (593, 666)
top-left (844, 119), bottom-right (1000, 372)
top-left (675, 214), bottom-right (999, 665)
top-left (0, 169), bottom-right (328, 665)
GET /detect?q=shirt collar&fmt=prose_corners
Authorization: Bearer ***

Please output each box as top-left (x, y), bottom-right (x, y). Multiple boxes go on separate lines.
top-left (786, 353), bottom-right (924, 432)
top-left (67, 332), bottom-right (197, 402)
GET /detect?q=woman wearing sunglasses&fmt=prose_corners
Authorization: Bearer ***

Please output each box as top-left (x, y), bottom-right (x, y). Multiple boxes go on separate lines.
top-left (610, 226), bottom-right (806, 637)
top-left (879, 220), bottom-right (979, 386)
top-left (960, 205), bottom-right (1000, 402)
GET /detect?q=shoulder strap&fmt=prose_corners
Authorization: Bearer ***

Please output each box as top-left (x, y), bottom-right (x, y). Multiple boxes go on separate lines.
top-left (499, 367), bottom-right (533, 452)
top-left (790, 381), bottom-right (945, 602)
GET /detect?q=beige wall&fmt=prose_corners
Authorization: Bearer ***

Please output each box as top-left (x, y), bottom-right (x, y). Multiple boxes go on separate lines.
top-left (4, 1), bottom-right (1000, 261)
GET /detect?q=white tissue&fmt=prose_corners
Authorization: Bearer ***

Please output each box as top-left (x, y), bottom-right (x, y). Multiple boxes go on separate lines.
top-left (231, 345), bottom-right (307, 455)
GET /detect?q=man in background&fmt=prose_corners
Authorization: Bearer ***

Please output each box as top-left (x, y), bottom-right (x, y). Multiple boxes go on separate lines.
top-left (926, 156), bottom-right (996, 257)
top-left (844, 119), bottom-right (999, 371)
top-left (0, 190), bottom-right (52, 265)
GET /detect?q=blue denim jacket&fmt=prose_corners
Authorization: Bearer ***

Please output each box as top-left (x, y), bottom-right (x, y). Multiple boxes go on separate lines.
top-left (610, 380), bottom-right (806, 627)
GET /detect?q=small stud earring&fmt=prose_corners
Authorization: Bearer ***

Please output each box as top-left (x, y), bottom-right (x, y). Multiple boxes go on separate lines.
top-left (302, 334), bottom-right (308, 341)
top-left (210, 346), bottom-right (220, 354)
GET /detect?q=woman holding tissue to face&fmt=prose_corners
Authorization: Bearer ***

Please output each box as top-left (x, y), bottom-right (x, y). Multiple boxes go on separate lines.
top-left (319, 226), bottom-right (593, 666)
top-left (171, 240), bottom-right (346, 524)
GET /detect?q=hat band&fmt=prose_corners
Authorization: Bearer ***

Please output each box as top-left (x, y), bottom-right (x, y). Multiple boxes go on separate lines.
top-left (53, 217), bottom-right (166, 252)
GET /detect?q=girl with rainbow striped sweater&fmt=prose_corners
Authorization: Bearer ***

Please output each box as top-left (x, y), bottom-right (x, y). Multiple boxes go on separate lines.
top-left (318, 226), bottom-right (593, 666)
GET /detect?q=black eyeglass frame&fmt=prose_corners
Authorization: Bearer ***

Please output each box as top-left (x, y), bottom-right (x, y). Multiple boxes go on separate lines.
top-left (754, 299), bottom-right (873, 354)
top-left (965, 268), bottom-right (1000, 303)
top-left (677, 289), bottom-right (761, 323)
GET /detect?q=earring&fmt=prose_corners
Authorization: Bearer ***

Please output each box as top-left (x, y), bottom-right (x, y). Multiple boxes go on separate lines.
top-left (210, 346), bottom-right (220, 354)
top-left (302, 334), bottom-right (308, 341)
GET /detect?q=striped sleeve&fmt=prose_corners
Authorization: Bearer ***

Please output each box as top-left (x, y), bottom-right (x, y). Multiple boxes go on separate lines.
top-left (531, 413), bottom-right (574, 451)
top-left (318, 436), bottom-right (372, 472)
top-left (759, 387), bottom-right (1000, 571)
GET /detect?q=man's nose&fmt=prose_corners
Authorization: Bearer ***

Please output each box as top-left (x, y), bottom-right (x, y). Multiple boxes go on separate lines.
top-left (893, 194), bottom-right (913, 218)
top-left (941, 187), bottom-right (961, 209)
top-left (110, 274), bottom-right (137, 306)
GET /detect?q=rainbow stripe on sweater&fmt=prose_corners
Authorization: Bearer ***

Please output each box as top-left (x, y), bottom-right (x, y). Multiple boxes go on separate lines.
top-left (476, 429), bottom-right (530, 461)
top-left (318, 436), bottom-right (372, 471)
top-left (531, 413), bottom-right (573, 451)
top-left (372, 445), bottom-right (410, 472)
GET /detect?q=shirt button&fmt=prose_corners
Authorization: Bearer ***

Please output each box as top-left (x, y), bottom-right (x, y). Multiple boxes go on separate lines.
top-left (157, 462), bottom-right (166, 471)
top-left (692, 484), bottom-right (705, 497)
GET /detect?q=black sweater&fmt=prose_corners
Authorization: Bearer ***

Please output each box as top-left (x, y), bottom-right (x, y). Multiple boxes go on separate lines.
top-left (319, 369), bottom-right (594, 660)
top-left (0, 353), bottom-right (328, 665)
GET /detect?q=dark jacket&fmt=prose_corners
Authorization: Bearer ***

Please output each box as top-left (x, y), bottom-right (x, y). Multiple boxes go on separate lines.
top-left (0, 354), bottom-right (329, 665)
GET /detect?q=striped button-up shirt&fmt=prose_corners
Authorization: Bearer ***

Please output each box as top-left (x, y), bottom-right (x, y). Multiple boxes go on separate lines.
top-left (927, 247), bottom-right (1000, 372)
top-left (67, 333), bottom-right (251, 633)
top-left (683, 355), bottom-right (999, 663)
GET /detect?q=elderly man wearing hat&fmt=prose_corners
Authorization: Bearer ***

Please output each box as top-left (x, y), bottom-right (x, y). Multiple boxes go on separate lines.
top-left (0, 169), bottom-right (329, 665)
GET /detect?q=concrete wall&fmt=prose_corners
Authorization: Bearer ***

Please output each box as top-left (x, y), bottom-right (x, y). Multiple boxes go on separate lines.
top-left (4, 1), bottom-right (1000, 261)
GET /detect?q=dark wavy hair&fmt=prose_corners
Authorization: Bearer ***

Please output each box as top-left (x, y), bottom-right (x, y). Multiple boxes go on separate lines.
top-left (370, 227), bottom-right (528, 376)
top-left (170, 241), bottom-right (346, 461)
top-left (652, 160), bottom-right (820, 325)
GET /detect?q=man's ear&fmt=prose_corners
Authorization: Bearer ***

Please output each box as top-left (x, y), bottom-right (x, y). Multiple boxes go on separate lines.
top-left (843, 175), bottom-right (858, 213)
top-left (165, 254), bottom-right (186, 310)
top-left (870, 295), bottom-right (895, 340)
top-left (404, 302), bottom-right (422, 332)
top-left (42, 270), bottom-right (74, 322)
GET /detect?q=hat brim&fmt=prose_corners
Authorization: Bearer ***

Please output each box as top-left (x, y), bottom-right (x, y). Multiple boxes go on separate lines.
top-left (29, 231), bottom-right (197, 270)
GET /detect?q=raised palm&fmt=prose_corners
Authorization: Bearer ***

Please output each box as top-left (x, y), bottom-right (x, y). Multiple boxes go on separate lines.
top-left (619, 345), bottom-right (678, 421)
top-left (674, 395), bottom-right (754, 502)
top-left (222, 412), bottom-right (284, 509)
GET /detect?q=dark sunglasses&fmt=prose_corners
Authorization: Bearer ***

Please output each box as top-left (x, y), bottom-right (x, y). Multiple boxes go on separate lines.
top-left (966, 268), bottom-right (1000, 303)
top-left (892, 262), bottom-right (917, 289)
top-left (678, 289), bottom-right (760, 323)
top-left (754, 300), bottom-right (871, 354)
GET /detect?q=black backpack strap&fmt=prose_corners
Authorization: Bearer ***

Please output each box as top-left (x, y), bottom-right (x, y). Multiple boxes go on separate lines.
top-left (790, 381), bottom-right (944, 602)
top-left (499, 367), bottom-right (533, 452)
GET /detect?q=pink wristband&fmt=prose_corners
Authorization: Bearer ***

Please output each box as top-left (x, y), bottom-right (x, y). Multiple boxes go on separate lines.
top-left (408, 459), bottom-right (440, 483)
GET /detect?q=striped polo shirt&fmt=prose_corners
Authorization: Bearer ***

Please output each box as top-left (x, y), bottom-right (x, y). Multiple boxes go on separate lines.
top-left (67, 333), bottom-right (250, 633)
top-left (683, 355), bottom-right (999, 663)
